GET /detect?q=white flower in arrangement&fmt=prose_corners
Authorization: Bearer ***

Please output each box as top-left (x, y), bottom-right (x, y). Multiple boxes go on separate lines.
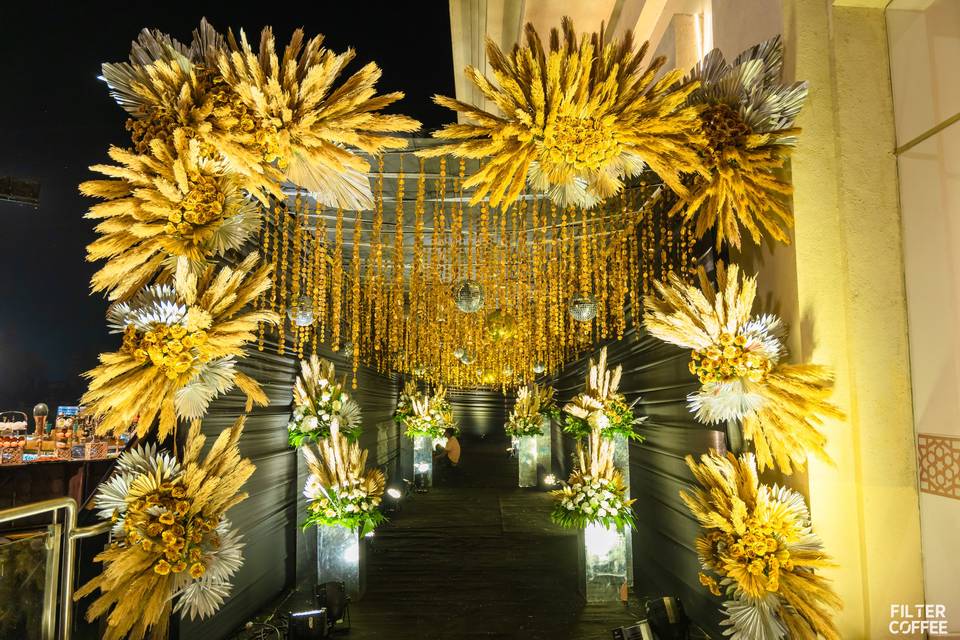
top-left (302, 415), bottom-right (319, 433)
top-left (588, 411), bottom-right (610, 431)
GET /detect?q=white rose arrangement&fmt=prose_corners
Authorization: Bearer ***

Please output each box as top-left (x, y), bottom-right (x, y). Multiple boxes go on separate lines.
top-left (289, 355), bottom-right (362, 448)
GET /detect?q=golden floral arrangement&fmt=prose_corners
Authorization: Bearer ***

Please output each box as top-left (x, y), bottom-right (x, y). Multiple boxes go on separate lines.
top-left (81, 253), bottom-right (278, 439)
top-left (506, 384), bottom-right (559, 438)
top-left (672, 36), bottom-right (808, 249)
top-left (681, 451), bottom-right (840, 640)
top-left (562, 347), bottom-right (645, 441)
top-left (396, 383), bottom-right (455, 439)
top-left (100, 19), bottom-right (419, 210)
top-left (643, 263), bottom-right (842, 474)
top-left (420, 17), bottom-right (705, 208)
top-left (289, 355), bottom-right (363, 447)
top-left (302, 421), bottom-right (386, 536)
top-left (76, 417), bottom-right (254, 640)
top-left (551, 428), bottom-right (635, 530)
top-left (83, 131), bottom-right (260, 301)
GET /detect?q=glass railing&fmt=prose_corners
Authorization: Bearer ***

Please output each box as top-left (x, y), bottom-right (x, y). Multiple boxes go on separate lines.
top-left (0, 498), bottom-right (111, 640)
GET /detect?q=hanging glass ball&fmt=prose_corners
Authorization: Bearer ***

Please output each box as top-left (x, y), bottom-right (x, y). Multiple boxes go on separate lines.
top-left (533, 361), bottom-right (546, 375)
top-left (287, 294), bottom-right (314, 327)
top-left (341, 342), bottom-right (354, 358)
top-left (569, 294), bottom-right (598, 322)
top-left (453, 279), bottom-right (484, 313)
top-left (459, 349), bottom-right (476, 365)
top-left (485, 309), bottom-right (516, 341)
top-left (453, 347), bottom-right (466, 360)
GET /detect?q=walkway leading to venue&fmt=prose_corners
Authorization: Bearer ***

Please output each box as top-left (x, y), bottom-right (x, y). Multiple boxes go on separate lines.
top-left (344, 431), bottom-right (643, 639)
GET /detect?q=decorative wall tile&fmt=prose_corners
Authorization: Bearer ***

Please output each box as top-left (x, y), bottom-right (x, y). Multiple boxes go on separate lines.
top-left (918, 433), bottom-right (960, 499)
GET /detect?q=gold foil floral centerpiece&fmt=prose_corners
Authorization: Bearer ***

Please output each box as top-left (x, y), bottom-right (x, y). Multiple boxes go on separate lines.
top-left (643, 263), bottom-right (843, 474)
top-left (76, 417), bottom-right (254, 640)
top-left (420, 17), bottom-right (705, 208)
top-left (681, 451), bottom-right (840, 640)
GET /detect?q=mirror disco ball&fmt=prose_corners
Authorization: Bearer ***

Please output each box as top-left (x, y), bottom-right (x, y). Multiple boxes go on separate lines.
top-left (569, 294), bottom-right (598, 322)
top-left (340, 342), bottom-right (354, 358)
top-left (453, 279), bottom-right (484, 313)
top-left (287, 294), bottom-right (315, 327)
top-left (459, 349), bottom-right (476, 365)
top-left (533, 361), bottom-right (546, 375)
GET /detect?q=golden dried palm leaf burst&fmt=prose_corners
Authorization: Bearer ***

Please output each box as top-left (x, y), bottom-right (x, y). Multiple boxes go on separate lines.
top-left (420, 17), bottom-right (706, 209)
top-left (643, 263), bottom-right (843, 474)
top-left (82, 130), bottom-right (260, 301)
top-left (76, 417), bottom-right (255, 640)
top-left (81, 253), bottom-right (279, 439)
top-left (671, 36), bottom-right (809, 249)
top-left (681, 452), bottom-right (841, 640)
top-left (101, 18), bottom-right (420, 210)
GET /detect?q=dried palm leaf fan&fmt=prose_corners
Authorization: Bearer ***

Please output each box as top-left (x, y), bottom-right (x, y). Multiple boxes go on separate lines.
top-left (643, 263), bottom-right (843, 473)
top-left (421, 17), bottom-right (706, 208)
top-left (671, 36), bottom-right (809, 249)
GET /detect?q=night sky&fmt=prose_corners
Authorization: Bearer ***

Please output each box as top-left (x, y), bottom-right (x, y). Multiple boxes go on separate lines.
top-left (0, 2), bottom-right (455, 410)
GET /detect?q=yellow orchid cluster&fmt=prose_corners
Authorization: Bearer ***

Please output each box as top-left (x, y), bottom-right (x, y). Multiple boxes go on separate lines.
top-left (689, 332), bottom-right (773, 385)
top-left (681, 452), bottom-right (841, 640)
top-left (121, 323), bottom-right (212, 380)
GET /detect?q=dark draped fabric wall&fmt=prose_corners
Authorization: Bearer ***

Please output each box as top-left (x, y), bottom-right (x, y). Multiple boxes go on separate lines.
top-left (549, 318), bottom-right (725, 636)
top-left (177, 336), bottom-right (400, 640)
top-left (448, 388), bottom-right (506, 437)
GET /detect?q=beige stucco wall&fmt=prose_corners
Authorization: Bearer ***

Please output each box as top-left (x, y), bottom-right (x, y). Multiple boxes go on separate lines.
top-left (715, 0), bottom-right (927, 636)
top-left (888, 1), bottom-right (960, 633)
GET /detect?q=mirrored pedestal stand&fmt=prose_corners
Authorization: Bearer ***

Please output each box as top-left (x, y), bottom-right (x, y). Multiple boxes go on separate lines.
top-left (413, 434), bottom-right (433, 489)
top-left (317, 523), bottom-right (365, 599)
top-left (610, 432), bottom-right (633, 585)
top-left (578, 523), bottom-right (629, 603)
top-left (517, 418), bottom-right (552, 487)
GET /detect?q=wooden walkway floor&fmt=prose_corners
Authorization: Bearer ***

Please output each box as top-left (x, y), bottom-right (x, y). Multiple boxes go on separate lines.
top-left (335, 432), bottom-right (645, 639)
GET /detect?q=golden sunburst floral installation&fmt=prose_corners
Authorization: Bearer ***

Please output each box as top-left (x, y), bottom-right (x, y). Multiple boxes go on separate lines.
top-left (505, 384), bottom-right (559, 438)
top-left (681, 451), bottom-right (840, 640)
top-left (643, 263), bottom-right (843, 474)
top-left (101, 19), bottom-right (420, 210)
top-left (83, 130), bottom-right (260, 301)
top-left (81, 253), bottom-right (278, 439)
top-left (76, 417), bottom-right (254, 640)
top-left (562, 346), bottom-right (645, 441)
top-left (420, 17), bottom-right (705, 208)
top-left (302, 420), bottom-right (386, 536)
top-left (671, 36), bottom-right (808, 249)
